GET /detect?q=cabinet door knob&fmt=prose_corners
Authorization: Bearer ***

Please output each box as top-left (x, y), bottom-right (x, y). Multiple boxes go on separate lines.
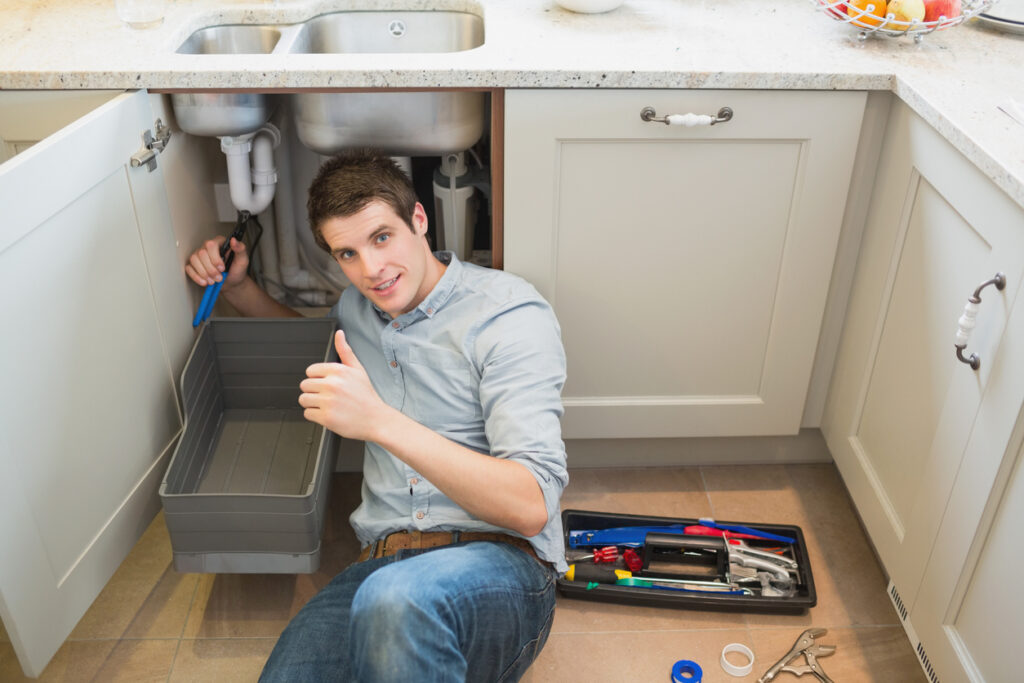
top-left (954, 272), bottom-right (1006, 371)
top-left (640, 106), bottom-right (733, 127)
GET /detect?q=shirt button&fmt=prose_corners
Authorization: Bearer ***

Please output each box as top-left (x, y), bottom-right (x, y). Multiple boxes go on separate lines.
top-left (390, 361), bottom-right (398, 368)
top-left (426, 307), bottom-right (434, 314)
top-left (410, 477), bottom-right (419, 485)
top-left (416, 511), bottom-right (425, 520)
top-left (392, 321), bottom-right (400, 329)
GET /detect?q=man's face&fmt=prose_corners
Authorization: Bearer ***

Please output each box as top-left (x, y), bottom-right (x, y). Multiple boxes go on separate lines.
top-left (322, 200), bottom-right (443, 319)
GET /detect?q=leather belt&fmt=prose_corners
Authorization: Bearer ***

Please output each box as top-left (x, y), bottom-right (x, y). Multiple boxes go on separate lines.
top-left (357, 530), bottom-right (542, 564)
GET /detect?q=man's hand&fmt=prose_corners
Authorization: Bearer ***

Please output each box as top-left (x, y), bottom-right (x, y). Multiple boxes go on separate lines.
top-left (185, 236), bottom-right (249, 290)
top-left (299, 330), bottom-right (392, 440)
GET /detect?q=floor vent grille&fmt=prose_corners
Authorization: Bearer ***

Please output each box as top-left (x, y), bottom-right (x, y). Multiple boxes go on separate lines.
top-left (916, 642), bottom-right (940, 683)
top-left (888, 582), bottom-right (941, 683)
top-left (889, 583), bottom-right (908, 621)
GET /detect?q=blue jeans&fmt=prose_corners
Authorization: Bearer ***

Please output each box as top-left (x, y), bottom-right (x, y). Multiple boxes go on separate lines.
top-left (260, 541), bottom-right (557, 683)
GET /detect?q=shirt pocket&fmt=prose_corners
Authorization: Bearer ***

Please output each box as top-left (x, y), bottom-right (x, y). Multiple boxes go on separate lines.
top-left (403, 347), bottom-right (483, 427)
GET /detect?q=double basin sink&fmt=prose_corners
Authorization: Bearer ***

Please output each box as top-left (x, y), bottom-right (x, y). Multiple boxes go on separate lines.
top-left (171, 11), bottom-right (485, 155)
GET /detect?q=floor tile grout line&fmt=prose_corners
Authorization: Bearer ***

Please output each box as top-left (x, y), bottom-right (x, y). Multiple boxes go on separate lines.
top-left (174, 636), bottom-right (282, 641)
top-left (166, 572), bottom-right (203, 682)
top-left (549, 627), bottom-right (757, 636)
top-left (698, 466), bottom-right (716, 518)
top-left (86, 643), bottom-right (115, 683)
top-left (167, 639), bottom-right (181, 683)
top-left (115, 562), bottom-right (177, 642)
top-left (745, 623), bottom-right (904, 630)
top-left (548, 622), bottom-right (905, 637)
top-left (177, 573), bottom-right (203, 639)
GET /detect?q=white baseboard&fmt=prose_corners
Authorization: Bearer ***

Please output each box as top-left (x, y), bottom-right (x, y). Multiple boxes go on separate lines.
top-left (334, 428), bottom-right (833, 472)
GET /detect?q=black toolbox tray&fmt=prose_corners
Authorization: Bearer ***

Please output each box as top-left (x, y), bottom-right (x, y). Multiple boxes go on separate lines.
top-left (558, 509), bottom-right (816, 613)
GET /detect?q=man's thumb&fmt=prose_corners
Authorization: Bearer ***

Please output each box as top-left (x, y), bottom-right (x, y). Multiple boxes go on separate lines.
top-left (334, 330), bottom-right (362, 368)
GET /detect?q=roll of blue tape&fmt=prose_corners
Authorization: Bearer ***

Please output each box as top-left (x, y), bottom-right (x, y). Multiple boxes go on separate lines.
top-left (671, 659), bottom-right (703, 683)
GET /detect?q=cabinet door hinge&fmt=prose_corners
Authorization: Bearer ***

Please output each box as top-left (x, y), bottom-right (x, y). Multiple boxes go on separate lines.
top-left (130, 118), bottom-right (171, 172)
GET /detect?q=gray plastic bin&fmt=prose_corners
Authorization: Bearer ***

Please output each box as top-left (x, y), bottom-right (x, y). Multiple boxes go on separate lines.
top-left (160, 318), bottom-right (339, 573)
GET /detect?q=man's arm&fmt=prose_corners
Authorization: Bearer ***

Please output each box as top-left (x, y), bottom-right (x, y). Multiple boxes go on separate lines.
top-left (185, 236), bottom-right (300, 318)
top-left (300, 330), bottom-right (552, 537)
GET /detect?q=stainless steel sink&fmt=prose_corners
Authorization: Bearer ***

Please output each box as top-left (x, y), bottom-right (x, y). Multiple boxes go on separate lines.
top-left (289, 11), bottom-right (482, 54)
top-left (175, 25), bottom-right (281, 54)
top-left (172, 25), bottom-right (281, 137)
top-left (171, 11), bottom-right (487, 154)
top-left (289, 11), bottom-right (485, 155)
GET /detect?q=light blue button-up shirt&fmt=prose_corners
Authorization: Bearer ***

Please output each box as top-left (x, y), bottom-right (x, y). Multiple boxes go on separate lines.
top-left (331, 251), bottom-right (569, 573)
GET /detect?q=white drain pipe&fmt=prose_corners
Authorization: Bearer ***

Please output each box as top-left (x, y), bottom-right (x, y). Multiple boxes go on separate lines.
top-left (220, 123), bottom-right (280, 215)
top-left (272, 134), bottom-right (322, 293)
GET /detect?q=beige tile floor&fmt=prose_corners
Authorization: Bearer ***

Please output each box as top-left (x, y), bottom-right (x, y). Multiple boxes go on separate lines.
top-left (0, 464), bottom-right (926, 682)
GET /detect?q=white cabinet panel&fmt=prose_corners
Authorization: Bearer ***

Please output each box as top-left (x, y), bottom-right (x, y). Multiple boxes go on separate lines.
top-left (0, 90), bottom-right (184, 678)
top-left (857, 178), bottom-right (993, 529)
top-left (907, 284), bottom-right (1024, 682)
top-left (823, 99), bottom-right (1024, 682)
top-left (823, 101), bottom-right (1024, 613)
top-left (505, 89), bottom-right (865, 438)
top-left (952, 438), bottom-right (1024, 683)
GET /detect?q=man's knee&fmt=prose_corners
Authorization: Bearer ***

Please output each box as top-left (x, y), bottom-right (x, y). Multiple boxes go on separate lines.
top-left (351, 570), bottom-right (420, 632)
top-left (349, 568), bottom-right (465, 681)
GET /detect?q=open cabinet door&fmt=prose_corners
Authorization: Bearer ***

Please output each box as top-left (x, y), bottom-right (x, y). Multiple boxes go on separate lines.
top-left (0, 90), bottom-right (187, 677)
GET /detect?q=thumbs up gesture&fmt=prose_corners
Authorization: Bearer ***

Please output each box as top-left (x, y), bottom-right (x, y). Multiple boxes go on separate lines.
top-left (299, 330), bottom-right (388, 441)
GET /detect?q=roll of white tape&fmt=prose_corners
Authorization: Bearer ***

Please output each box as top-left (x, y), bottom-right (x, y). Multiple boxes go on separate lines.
top-left (720, 643), bottom-right (754, 677)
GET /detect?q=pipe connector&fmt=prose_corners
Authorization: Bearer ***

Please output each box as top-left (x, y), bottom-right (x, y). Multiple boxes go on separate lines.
top-left (252, 167), bottom-right (278, 186)
top-left (220, 134), bottom-right (254, 156)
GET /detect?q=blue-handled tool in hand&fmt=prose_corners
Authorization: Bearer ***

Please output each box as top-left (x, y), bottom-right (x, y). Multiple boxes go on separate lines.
top-left (192, 210), bottom-right (260, 327)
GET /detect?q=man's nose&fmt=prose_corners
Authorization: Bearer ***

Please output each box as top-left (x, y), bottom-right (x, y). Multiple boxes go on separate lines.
top-left (360, 251), bottom-right (385, 279)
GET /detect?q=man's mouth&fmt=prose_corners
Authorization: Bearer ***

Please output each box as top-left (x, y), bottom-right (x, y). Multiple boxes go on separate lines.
top-left (372, 275), bottom-right (399, 293)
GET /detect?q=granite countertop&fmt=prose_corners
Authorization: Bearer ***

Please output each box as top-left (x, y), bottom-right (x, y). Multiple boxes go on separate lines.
top-left (2, 0), bottom-right (1023, 206)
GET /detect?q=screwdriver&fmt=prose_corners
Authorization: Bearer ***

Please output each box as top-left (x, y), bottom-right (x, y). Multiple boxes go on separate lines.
top-left (565, 564), bottom-right (752, 594)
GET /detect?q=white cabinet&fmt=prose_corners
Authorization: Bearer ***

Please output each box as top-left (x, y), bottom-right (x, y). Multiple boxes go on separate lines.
top-left (504, 89), bottom-right (866, 439)
top-left (0, 90), bottom-right (198, 677)
top-left (822, 100), bottom-right (1024, 681)
top-left (914, 425), bottom-right (1024, 683)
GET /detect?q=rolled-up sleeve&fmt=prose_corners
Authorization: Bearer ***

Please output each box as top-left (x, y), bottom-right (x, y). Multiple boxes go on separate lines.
top-left (473, 298), bottom-right (568, 530)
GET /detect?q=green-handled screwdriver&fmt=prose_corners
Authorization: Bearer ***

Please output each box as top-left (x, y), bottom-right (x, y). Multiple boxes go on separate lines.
top-left (564, 563), bottom-right (752, 594)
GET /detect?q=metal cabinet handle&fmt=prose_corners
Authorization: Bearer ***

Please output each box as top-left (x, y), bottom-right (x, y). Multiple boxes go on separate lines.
top-left (640, 106), bottom-right (733, 127)
top-left (954, 272), bottom-right (1006, 371)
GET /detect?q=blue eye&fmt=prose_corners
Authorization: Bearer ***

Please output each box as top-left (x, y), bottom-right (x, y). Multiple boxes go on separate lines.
top-left (375, 233), bottom-right (390, 244)
top-left (338, 250), bottom-right (354, 261)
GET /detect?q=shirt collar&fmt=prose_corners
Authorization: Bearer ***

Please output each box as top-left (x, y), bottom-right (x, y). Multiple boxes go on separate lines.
top-left (371, 250), bottom-right (461, 321)
top-left (417, 251), bottom-right (460, 319)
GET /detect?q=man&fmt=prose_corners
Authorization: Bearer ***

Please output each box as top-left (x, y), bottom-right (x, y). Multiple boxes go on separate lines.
top-left (185, 150), bottom-right (568, 682)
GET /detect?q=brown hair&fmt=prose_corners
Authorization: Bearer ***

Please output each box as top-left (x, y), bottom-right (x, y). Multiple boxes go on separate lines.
top-left (307, 149), bottom-right (419, 253)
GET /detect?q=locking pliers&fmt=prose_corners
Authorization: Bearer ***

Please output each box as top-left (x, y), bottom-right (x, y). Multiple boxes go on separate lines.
top-left (758, 627), bottom-right (836, 683)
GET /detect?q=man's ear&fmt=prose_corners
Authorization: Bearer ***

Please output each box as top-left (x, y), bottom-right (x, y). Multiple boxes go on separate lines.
top-left (411, 202), bottom-right (429, 236)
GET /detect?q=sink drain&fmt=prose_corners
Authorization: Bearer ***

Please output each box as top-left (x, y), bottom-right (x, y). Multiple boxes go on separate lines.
top-left (388, 20), bottom-right (406, 37)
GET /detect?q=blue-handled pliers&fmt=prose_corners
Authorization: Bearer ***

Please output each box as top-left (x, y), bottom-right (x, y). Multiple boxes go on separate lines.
top-left (192, 211), bottom-right (254, 327)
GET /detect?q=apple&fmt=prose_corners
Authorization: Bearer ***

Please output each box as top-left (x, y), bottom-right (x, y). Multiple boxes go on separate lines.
top-left (818, 0), bottom-right (849, 19)
top-left (923, 0), bottom-right (961, 22)
top-left (886, 0), bottom-right (926, 27)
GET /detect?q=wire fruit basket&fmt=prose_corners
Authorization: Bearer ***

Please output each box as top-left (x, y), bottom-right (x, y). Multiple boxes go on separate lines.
top-left (813, 0), bottom-right (997, 42)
